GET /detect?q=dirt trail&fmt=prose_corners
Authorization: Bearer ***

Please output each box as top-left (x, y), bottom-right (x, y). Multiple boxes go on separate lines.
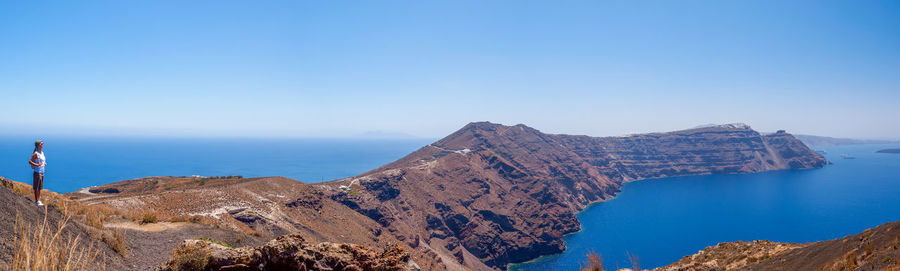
top-left (105, 221), bottom-right (188, 232)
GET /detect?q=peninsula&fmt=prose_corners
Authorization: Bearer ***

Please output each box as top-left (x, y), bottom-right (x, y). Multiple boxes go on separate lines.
top-left (55, 122), bottom-right (825, 270)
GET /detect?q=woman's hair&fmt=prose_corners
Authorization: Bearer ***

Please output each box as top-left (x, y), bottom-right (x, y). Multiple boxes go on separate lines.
top-left (34, 140), bottom-right (42, 153)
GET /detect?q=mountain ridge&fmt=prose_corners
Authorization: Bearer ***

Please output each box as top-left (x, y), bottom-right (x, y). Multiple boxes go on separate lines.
top-left (61, 121), bottom-right (826, 270)
top-left (331, 121), bottom-right (826, 269)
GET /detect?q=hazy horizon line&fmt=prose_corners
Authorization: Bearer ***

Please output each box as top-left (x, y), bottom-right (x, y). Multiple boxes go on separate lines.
top-left (3, 122), bottom-right (899, 142)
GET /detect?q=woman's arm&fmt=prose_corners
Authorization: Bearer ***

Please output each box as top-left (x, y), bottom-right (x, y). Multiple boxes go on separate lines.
top-left (28, 153), bottom-right (39, 167)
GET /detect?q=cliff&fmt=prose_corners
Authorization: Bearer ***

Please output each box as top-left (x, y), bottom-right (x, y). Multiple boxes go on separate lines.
top-left (330, 122), bottom-right (826, 269)
top-left (69, 122), bottom-right (825, 270)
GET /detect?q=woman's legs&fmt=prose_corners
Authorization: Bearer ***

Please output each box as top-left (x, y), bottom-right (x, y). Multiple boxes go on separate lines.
top-left (32, 172), bottom-right (43, 202)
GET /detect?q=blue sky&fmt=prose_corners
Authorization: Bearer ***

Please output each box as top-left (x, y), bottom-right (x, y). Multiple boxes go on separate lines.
top-left (2, 1), bottom-right (899, 139)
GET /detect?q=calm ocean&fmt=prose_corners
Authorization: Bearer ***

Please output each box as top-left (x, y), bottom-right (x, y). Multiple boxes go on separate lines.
top-left (0, 136), bottom-right (433, 193)
top-left (511, 143), bottom-right (900, 270)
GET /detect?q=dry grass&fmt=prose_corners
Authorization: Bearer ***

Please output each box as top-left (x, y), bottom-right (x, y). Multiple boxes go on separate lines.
top-left (580, 250), bottom-right (644, 271)
top-left (12, 210), bottom-right (103, 271)
top-left (843, 249), bottom-right (858, 270)
top-left (1, 176), bottom-right (69, 207)
top-left (123, 209), bottom-right (161, 224)
top-left (4, 176), bottom-right (198, 226)
top-left (169, 214), bottom-right (207, 224)
top-left (3, 177), bottom-right (129, 264)
top-left (139, 210), bottom-right (159, 224)
top-left (85, 208), bottom-right (106, 230)
top-left (581, 250), bottom-right (604, 271)
top-left (102, 229), bottom-right (128, 257)
top-left (3, 176), bottom-right (122, 223)
top-left (167, 244), bottom-right (210, 271)
top-left (627, 252), bottom-right (641, 271)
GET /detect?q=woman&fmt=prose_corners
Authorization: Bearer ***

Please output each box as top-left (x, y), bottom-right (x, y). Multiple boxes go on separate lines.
top-left (28, 140), bottom-right (46, 206)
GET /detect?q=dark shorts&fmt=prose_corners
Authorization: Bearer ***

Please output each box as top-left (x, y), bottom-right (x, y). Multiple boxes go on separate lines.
top-left (32, 172), bottom-right (43, 192)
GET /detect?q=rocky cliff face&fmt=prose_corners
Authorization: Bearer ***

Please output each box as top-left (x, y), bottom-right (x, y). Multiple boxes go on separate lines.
top-left (68, 122), bottom-right (825, 270)
top-left (332, 122), bottom-right (826, 270)
top-left (161, 234), bottom-right (418, 271)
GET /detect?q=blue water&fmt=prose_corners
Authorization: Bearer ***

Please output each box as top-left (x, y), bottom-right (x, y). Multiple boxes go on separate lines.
top-left (0, 136), bottom-right (432, 193)
top-left (512, 144), bottom-right (900, 271)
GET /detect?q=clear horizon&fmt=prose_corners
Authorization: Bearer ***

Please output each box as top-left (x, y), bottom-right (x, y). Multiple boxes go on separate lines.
top-left (3, 1), bottom-right (899, 139)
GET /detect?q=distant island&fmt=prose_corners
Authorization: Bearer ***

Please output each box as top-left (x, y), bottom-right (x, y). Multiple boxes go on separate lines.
top-left (794, 134), bottom-right (898, 147)
top-left (876, 148), bottom-right (900, 154)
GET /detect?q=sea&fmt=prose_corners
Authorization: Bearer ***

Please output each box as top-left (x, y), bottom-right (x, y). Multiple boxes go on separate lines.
top-left (0, 136), bottom-right (433, 193)
top-left (511, 143), bottom-right (900, 270)
top-left (2, 137), bottom-right (898, 270)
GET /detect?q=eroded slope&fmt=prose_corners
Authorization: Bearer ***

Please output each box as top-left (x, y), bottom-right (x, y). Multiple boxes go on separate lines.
top-left (330, 122), bottom-right (826, 269)
top-left (66, 122), bottom-right (826, 270)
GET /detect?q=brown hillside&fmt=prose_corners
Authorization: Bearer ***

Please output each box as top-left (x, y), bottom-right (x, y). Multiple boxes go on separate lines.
top-left (68, 176), bottom-right (446, 270)
top-left (0, 177), bottom-right (127, 270)
top-left (331, 122), bottom-right (825, 269)
top-left (656, 221), bottom-right (900, 271)
top-left (61, 122), bottom-right (826, 270)
top-left (750, 221), bottom-right (900, 271)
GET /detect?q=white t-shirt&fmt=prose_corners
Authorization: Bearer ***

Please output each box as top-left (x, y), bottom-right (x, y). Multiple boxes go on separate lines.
top-left (33, 151), bottom-right (46, 174)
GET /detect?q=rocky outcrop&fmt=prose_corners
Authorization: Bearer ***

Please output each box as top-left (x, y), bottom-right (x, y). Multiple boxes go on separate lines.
top-left (160, 234), bottom-right (418, 271)
top-left (653, 240), bottom-right (804, 271)
top-left (656, 221), bottom-right (900, 271)
top-left (333, 122), bottom-right (826, 269)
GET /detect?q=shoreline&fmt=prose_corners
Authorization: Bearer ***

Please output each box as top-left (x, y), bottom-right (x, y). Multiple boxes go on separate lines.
top-left (508, 167), bottom-right (828, 269)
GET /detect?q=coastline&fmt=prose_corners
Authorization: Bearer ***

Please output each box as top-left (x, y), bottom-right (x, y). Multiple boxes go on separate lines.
top-left (508, 166), bottom-right (830, 269)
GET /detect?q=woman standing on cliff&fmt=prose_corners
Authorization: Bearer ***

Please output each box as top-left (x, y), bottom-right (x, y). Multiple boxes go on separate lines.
top-left (28, 140), bottom-right (46, 206)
